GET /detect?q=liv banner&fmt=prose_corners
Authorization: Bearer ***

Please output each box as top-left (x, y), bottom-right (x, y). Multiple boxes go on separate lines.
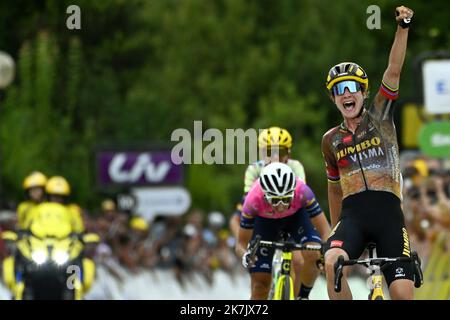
top-left (96, 150), bottom-right (183, 187)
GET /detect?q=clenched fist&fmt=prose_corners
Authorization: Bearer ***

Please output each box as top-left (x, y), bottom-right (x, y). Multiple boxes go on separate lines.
top-left (395, 6), bottom-right (414, 28)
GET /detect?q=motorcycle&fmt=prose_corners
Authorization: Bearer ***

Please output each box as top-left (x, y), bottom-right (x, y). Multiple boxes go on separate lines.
top-left (2, 203), bottom-right (98, 300)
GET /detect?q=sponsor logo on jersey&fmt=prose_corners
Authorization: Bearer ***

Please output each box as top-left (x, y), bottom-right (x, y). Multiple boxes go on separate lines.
top-left (356, 130), bottom-right (367, 139)
top-left (328, 222), bottom-right (341, 238)
top-left (395, 267), bottom-right (405, 278)
top-left (349, 147), bottom-right (385, 162)
top-left (335, 137), bottom-right (382, 161)
top-left (402, 228), bottom-right (411, 257)
top-left (260, 263), bottom-right (270, 269)
top-left (343, 135), bottom-right (353, 145)
top-left (330, 240), bottom-right (343, 248)
top-left (260, 247), bottom-right (269, 256)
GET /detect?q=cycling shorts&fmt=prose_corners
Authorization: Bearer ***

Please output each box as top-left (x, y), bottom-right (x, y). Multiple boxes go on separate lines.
top-left (325, 190), bottom-right (414, 286)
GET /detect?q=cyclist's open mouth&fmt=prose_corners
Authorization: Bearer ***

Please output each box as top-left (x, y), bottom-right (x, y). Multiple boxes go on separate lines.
top-left (343, 101), bottom-right (356, 110)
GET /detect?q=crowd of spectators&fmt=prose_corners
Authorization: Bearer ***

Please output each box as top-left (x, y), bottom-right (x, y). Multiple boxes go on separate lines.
top-left (80, 202), bottom-right (240, 287)
top-left (401, 154), bottom-right (450, 265)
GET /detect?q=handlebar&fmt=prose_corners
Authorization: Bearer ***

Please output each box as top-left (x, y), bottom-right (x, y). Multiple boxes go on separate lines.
top-left (245, 235), bottom-right (322, 269)
top-left (333, 251), bottom-right (424, 292)
top-left (259, 239), bottom-right (322, 252)
top-left (245, 235), bottom-right (261, 267)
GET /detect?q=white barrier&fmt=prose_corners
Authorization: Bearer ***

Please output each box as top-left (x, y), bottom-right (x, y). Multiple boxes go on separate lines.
top-left (0, 264), bottom-right (370, 300)
top-left (84, 265), bottom-right (370, 300)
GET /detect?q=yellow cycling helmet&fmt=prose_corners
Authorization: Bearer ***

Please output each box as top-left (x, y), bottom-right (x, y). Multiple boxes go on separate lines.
top-left (46, 176), bottom-right (71, 196)
top-left (258, 127), bottom-right (293, 149)
top-left (326, 62), bottom-right (369, 93)
top-left (23, 171), bottom-right (47, 190)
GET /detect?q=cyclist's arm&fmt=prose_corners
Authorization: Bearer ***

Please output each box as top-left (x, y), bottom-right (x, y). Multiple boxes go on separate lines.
top-left (321, 133), bottom-right (342, 227)
top-left (328, 181), bottom-right (343, 228)
top-left (235, 226), bottom-right (253, 259)
top-left (236, 197), bottom-right (257, 258)
top-left (376, 7), bottom-right (412, 105)
top-left (229, 212), bottom-right (241, 239)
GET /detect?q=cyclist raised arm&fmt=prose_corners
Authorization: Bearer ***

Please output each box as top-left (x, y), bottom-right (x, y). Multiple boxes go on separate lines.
top-left (321, 6), bottom-right (415, 300)
top-left (235, 162), bottom-right (330, 300)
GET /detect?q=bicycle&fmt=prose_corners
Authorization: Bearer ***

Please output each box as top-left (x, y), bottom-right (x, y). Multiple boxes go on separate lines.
top-left (333, 242), bottom-right (424, 300)
top-left (248, 231), bottom-right (322, 300)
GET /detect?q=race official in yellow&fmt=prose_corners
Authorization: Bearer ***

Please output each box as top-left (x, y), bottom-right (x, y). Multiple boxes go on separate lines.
top-left (17, 171), bottom-right (48, 230)
top-left (44, 176), bottom-right (85, 233)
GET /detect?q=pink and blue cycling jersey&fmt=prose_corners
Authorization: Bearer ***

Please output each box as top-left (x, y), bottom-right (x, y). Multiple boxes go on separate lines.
top-left (241, 177), bottom-right (323, 228)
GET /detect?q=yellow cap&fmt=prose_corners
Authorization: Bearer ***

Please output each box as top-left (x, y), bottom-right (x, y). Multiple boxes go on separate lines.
top-left (101, 199), bottom-right (116, 211)
top-left (23, 171), bottom-right (47, 190)
top-left (413, 159), bottom-right (429, 177)
top-left (130, 216), bottom-right (149, 231)
top-left (46, 176), bottom-right (71, 196)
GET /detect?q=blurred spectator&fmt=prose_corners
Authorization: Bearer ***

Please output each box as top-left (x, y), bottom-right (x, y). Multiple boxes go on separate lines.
top-left (402, 156), bottom-right (450, 264)
top-left (0, 209), bottom-right (17, 259)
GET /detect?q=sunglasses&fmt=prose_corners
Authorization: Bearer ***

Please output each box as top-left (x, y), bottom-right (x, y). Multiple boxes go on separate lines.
top-left (266, 195), bottom-right (293, 206)
top-left (331, 80), bottom-right (362, 96)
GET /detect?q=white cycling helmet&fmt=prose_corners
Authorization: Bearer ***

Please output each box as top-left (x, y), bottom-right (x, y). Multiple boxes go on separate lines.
top-left (260, 162), bottom-right (296, 198)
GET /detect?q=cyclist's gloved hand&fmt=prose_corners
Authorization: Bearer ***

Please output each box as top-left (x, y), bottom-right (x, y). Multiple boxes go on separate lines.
top-left (242, 251), bottom-right (252, 269)
top-left (242, 247), bottom-right (257, 269)
top-left (395, 6), bottom-right (414, 28)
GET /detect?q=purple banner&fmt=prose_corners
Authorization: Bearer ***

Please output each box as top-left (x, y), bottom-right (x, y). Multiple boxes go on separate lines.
top-left (97, 150), bottom-right (183, 187)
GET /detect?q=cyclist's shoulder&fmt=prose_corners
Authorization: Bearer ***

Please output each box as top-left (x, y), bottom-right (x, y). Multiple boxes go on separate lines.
top-left (323, 125), bottom-right (343, 140)
top-left (286, 159), bottom-right (305, 169)
top-left (322, 124), bottom-right (349, 150)
top-left (245, 180), bottom-right (263, 201)
top-left (295, 177), bottom-right (310, 191)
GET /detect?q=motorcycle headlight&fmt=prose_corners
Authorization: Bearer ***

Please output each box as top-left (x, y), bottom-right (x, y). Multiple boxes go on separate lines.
top-left (31, 250), bottom-right (48, 265)
top-left (53, 250), bottom-right (70, 265)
